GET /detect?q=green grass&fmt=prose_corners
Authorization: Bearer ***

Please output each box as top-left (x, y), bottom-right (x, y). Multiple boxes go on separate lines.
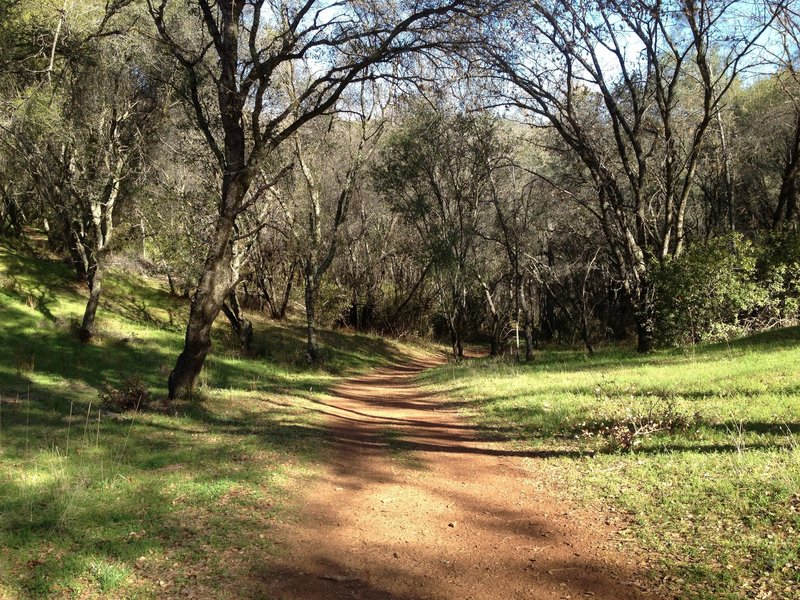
top-left (420, 337), bottom-right (800, 599)
top-left (0, 241), bottom-right (415, 599)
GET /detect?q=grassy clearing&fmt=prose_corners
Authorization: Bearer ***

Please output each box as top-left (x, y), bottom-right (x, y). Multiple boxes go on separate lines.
top-left (420, 336), bottom-right (800, 599)
top-left (0, 241), bottom-right (413, 599)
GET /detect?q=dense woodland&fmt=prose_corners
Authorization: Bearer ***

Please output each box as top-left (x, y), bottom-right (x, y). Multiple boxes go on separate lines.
top-left (3, 3), bottom-right (800, 598)
top-left (1, 0), bottom-right (799, 397)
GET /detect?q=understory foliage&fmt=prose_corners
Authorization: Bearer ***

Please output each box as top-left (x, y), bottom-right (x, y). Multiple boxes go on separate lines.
top-left (100, 376), bottom-right (155, 412)
top-left (655, 233), bottom-right (800, 345)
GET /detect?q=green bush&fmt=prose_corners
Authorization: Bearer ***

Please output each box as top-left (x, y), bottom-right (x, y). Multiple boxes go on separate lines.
top-left (654, 234), bottom-right (767, 345)
top-left (754, 229), bottom-right (800, 323)
top-left (654, 231), bottom-right (800, 346)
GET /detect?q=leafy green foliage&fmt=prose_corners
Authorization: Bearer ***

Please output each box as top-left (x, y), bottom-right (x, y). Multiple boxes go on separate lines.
top-left (754, 229), bottom-right (800, 321)
top-left (654, 235), bottom-right (765, 345)
top-left (653, 232), bottom-right (800, 346)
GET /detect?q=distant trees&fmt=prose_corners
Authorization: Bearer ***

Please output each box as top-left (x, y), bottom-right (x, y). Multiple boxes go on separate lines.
top-left (732, 3), bottom-right (800, 230)
top-left (375, 106), bottom-right (501, 358)
top-left (0, 3), bottom-right (163, 341)
top-left (770, 3), bottom-right (800, 228)
top-left (483, 141), bottom-right (543, 361)
top-left (64, 43), bottom-right (162, 342)
top-left (477, 0), bottom-right (782, 352)
top-left (245, 226), bottom-right (298, 320)
top-left (333, 195), bottom-right (437, 337)
top-left (2, 0), bottom-right (800, 392)
top-left (272, 105), bottom-right (383, 362)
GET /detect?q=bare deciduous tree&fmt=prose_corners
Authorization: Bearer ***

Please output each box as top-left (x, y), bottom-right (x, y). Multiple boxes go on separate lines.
top-left (478, 0), bottom-right (781, 351)
top-left (147, 0), bottom-right (487, 398)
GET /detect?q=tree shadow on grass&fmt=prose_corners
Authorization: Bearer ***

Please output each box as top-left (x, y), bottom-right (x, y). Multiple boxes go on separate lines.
top-left (0, 242), bottom-right (423, 597)
top-left (0, 377), bottom-right (331, 597)
top-left (419, 326), bottom-right (800, 388)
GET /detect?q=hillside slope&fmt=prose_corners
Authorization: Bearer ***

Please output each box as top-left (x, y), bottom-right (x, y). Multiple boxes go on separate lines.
top-left (0, 241), bottom-right (414, 599)
top-left (420, 332), bottom-right (800, 598)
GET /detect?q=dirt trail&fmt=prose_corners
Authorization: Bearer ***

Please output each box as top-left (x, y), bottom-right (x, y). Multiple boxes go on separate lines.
top-left (253, 355), bottom-right (658, 600)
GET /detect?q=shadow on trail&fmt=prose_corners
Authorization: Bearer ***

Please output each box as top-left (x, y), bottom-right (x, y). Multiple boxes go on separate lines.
top-left (247, 356), bottom-right (659, 600)
top-left (300, 357), bottom-right (792, 471)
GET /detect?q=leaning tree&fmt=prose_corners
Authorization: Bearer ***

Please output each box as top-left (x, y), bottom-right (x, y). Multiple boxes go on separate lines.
top-left (147, 0), bottom-right (490, 398)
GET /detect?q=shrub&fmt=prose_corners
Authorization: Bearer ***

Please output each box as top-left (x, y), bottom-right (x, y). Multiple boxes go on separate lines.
top-left (99, 376), bottom-right (153, 412)
top-left (654, 234), bottom-right (767, 345)
top-left (753, 229), bottom-right (800, 324)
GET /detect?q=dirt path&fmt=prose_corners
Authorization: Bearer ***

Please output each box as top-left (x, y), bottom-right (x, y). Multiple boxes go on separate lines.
top-left (253, 355), bottom-right (659, 600)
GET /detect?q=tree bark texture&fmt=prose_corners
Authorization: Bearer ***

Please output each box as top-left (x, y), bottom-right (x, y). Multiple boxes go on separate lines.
top-left (168, 214), bottom-right (238, 399)
top-left (304, 273), bottom-right (321, 363)
top-left (79, 256), bottom-right (104, 342)
top-left (221, 287), bottom-right (253, 351)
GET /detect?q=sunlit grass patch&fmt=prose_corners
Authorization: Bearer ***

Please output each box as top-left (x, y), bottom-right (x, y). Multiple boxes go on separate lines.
top-left (421, 335), bottom-right (800, 598)
top-left (88, 557), bottom-right (133, 592)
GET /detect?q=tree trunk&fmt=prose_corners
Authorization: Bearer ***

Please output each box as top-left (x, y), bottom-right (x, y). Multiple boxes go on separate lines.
top-left (79, 255), bottom-right (104, 342)
top-left (447, 310), bottom-right (464, 360)
top-left (540, 246), bottom-right (556, 341)
top-left (479, 277), bottom-right (502, 357)
top-left (580, 313), bottom-right (594, 356)
top-left (166, 272), bottom-right (180, 297)
top-left (221, 288), bottom-right (253, 352)
top-left (168, 215), bottom-right (237, 399)
top-left (361, 297), bottom-right (375, 331)
top-left (278, 267), bottom-right (294, 319)
top-left (775, 171), bottom-right (799, 228)
top-left (522, 310), bottom-right (534, 362)
top-left (518, 284), bottom-right (535, 362)
top-left (304, 273), bottom-right (321, 363)
top-left (488, 311), bottom-right (502, 358)
top-left (773, 116), bottom-right (800, 229)
top-left (70, 231), bottom-right (89, 282)
top-left (450, 330), bottom-right (464, 360)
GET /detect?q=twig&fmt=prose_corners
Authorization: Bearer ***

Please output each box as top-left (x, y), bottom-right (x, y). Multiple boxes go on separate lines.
top-left (65, 400), bottom-right (74, 456)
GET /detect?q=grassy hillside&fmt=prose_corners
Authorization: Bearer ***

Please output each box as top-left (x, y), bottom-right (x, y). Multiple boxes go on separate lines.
top-left (3, 237), bottom-right (798, 599)
top-left (0, 241), bottom-right (414, 599)
top-left (420, 337), bottom-right (800, 598)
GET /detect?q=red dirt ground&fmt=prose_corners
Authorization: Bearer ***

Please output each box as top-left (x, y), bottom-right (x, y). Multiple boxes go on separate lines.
top-left (253, 355), bottom-right (661, 600)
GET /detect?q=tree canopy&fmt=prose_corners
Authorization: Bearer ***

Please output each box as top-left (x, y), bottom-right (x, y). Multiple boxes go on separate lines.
top-left (1, 0), bottom-right (799, 386)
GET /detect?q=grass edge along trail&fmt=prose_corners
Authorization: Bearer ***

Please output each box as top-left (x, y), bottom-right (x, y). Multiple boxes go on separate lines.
top-left (419, 336), bottom-right (800, 600)
top-left (0, 241), bottom-right (429, 599)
